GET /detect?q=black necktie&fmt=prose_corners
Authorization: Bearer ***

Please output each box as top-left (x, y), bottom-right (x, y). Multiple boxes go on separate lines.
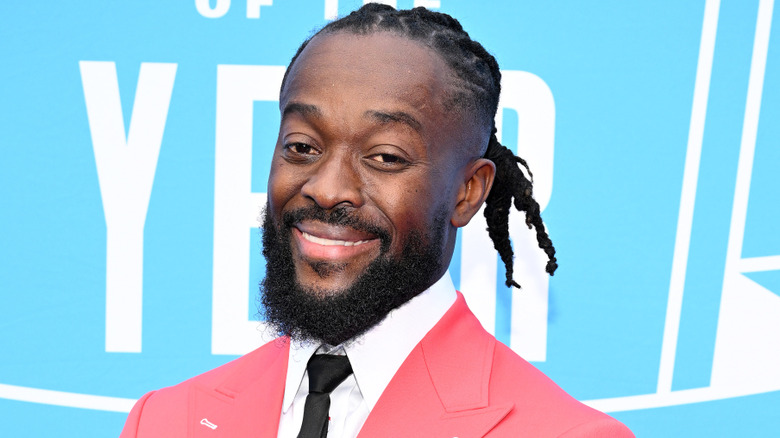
top-left (297, 354), bottom-right (354, 438)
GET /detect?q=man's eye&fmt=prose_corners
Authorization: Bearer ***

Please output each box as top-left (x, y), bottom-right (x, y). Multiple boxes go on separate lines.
top-left (370, 153), bottom-right (408, 164)
top-left (286, 143), bottom-right (316, 155)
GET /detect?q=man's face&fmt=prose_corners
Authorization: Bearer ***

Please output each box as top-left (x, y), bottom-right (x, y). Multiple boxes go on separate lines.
top-left (267, 31), bottom-right (479, 298)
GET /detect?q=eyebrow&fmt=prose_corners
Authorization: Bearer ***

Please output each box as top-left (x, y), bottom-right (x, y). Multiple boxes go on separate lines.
top-left (365, 110), bottom-right (422, 133)
top-left (282, 102), bottom-right (322, 119)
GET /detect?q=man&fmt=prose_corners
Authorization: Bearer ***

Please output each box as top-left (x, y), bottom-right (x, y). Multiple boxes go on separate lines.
top-left (121, 4), bottom-right (633, 437)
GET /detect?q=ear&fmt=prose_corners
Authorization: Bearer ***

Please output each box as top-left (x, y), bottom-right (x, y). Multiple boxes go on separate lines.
top-left (451, 158), bottom-right (496, 228)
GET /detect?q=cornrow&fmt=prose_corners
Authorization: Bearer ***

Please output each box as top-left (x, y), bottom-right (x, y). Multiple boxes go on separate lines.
top-left (282, 3), bottom-right (557, 287)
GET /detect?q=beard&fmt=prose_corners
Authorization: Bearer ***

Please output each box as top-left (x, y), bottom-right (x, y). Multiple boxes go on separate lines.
top-left (260, 203), bottom-right (446, 346)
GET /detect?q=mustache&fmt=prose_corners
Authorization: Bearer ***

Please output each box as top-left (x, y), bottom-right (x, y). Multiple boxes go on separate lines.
top-left (281, 205), bottom-right (392, 250)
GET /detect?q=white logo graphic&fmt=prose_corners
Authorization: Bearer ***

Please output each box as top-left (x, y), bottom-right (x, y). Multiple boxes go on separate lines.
top-left (586, 0), bottom-right (780, 413)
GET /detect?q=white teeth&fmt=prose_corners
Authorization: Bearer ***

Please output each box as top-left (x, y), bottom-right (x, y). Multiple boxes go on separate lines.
top-left (301, 231), bottom-right (368, 247)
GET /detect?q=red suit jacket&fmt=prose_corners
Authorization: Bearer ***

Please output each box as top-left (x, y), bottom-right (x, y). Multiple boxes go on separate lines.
top-left (120, 293), bottom-right (633, 437)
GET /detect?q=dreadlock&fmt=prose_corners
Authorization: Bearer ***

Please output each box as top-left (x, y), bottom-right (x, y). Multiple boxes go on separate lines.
top-left (281, 3), bottom-right (557, 288)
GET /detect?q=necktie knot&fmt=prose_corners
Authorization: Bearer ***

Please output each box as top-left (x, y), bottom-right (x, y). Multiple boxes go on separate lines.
top-left (307, 354), bottom-right (353, 394)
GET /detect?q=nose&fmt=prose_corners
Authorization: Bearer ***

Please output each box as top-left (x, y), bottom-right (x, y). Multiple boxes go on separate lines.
top-left (299, 151), bottom-right (364, 210)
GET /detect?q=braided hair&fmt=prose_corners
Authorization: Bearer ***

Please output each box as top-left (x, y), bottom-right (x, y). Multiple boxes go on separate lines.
top-left (281, 3), bottom-right (557, 288)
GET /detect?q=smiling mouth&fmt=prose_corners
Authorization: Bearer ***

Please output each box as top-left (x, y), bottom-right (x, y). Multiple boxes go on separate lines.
top-left (292, 225), bottom-right (381, 264)
top-left (300, 231), bottom-right (371, 247)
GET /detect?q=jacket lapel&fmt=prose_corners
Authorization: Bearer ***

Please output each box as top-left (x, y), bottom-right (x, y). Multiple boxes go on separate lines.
top-left (359, 293), bottom-right (513, 438)
top-left (189, 338), bottom-right (290, 438)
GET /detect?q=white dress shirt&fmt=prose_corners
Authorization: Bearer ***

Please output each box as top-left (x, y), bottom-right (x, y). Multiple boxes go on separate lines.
top-left (276, 272), bottom-right (457, 437)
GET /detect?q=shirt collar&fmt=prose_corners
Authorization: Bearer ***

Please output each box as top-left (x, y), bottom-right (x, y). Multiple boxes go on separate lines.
top-left (282, 271), bottom-right (457, 413)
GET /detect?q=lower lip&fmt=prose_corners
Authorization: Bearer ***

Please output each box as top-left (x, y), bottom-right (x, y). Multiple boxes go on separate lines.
top-left (292, 228), bottom-right (380, 261)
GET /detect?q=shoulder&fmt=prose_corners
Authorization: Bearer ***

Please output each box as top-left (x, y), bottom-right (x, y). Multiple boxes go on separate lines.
top-left (486, 341), bottom-right (633, 437)
top-left (433, 294), bottom-right (633, 436)
top-left (119, 338), bottom-right (289, 438)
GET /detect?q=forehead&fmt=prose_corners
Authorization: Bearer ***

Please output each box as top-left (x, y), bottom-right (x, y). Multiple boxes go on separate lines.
top-left (280, 32), bottom-right (455, 126)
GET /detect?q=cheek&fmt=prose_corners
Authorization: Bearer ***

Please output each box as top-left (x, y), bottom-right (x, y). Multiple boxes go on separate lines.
top-left (398, 173), bottom-right (458, 231)
top-left (267, 160), bottom-right (302, 215)
top-left (374, 179), bottom-right (441, 240)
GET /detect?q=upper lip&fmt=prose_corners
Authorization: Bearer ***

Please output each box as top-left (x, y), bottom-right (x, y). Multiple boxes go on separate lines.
top-left (294, 220), bottom-right (379, 243)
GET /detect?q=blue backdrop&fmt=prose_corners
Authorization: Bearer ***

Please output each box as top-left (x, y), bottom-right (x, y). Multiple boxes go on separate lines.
top-left (2, 1), bottom-right (779, 436)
